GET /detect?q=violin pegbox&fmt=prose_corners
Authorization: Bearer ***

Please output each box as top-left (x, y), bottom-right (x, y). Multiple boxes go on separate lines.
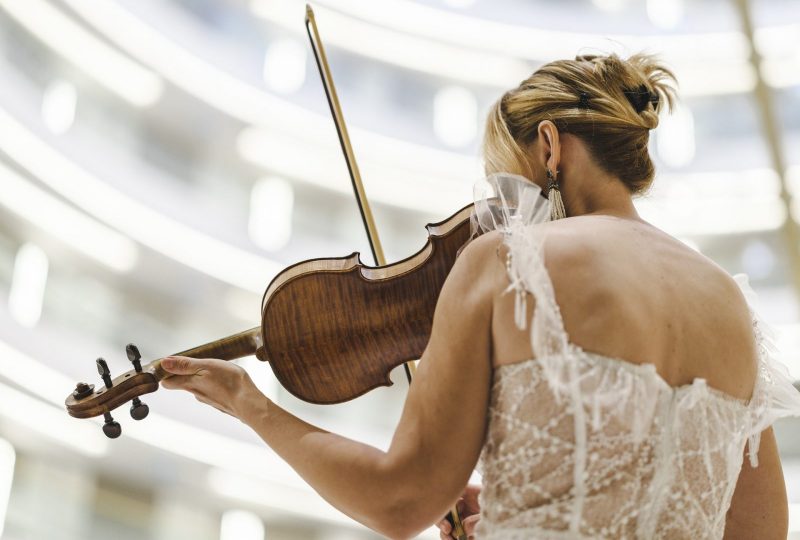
top-left (66, 343), bottom-right (160, 438)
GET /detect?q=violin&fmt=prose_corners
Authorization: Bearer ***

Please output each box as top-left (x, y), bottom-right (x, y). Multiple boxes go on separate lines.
top-left (65, 5), bottom-right (471, 538)
top-left (65, 203), bottom-right (473, 418)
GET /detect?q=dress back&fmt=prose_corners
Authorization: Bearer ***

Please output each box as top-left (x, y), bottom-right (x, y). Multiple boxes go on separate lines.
top-left (471, 173), bottom-right (800, 540)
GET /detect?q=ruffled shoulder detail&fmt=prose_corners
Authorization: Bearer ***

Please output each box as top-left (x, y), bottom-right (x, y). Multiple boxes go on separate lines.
top-left (471, 172), bottom-right (552, 235)
top-left (471, 173), bottom-right (563, 345)
top-left (733, 273), bottom-right (800, 466)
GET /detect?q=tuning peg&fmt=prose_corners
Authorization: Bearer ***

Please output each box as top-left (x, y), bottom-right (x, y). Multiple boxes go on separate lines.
top-left (125, 345), bottom-right (149, 419)
top-left (72, 382), bottom-right (94, 400)
top-left (96, 358), bottom-right (113, 388)
top-left (130, 397), bottom-right (149, 420)
top-left (102, 412), bottom-right (121, 438)
top-left (126, 344), bottom-right (142, 373)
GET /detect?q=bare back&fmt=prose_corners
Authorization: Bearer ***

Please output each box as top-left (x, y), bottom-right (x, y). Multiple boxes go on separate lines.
top-left (490, 214), bottom-right (758, 402)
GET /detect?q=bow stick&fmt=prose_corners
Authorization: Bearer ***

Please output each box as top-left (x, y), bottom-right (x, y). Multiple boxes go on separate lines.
top-left (304, 6), bottom-right (468, 539)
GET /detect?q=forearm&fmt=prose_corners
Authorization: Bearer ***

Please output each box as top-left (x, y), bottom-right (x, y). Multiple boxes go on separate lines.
top-left (237, 389), bottom-right (416, 537)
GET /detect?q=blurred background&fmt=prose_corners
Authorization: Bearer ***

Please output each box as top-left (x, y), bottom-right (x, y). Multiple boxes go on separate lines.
top-left (0, 0), bottom-right (798, 538)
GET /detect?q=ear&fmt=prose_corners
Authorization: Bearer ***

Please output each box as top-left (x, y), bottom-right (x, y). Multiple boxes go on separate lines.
top-left (537, 120), bottom-right (561, 175)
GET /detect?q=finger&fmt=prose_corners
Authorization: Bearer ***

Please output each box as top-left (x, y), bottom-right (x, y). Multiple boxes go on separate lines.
top-left (161, 356), bottom-right (210, 376)
top-left (160, 374), bottom-right (199, 390)
top-left (436, 518), bottom-right (452, 535)
top-left (463, 515), bottom-right (480, 535)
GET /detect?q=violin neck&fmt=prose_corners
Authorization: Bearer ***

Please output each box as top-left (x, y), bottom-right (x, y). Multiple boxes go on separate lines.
top-left (175, 326), bottom-right (263, 360)
top-left (146, 326), bottom-right (264, 380)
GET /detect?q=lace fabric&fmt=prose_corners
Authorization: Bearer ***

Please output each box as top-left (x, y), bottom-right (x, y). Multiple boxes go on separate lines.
top-left (470, 173), bottom-right (800, 539)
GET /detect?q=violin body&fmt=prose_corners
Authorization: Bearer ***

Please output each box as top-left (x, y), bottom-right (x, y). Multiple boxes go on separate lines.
top-left (261, 203), bottom-right (474, 404)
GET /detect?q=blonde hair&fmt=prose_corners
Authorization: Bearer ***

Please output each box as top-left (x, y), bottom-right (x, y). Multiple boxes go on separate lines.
top-left (483, 52), bottom-right (678, 196)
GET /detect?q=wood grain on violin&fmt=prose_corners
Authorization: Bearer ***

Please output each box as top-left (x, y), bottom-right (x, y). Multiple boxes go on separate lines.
top-left (261, 204), bottom-right (473, 404)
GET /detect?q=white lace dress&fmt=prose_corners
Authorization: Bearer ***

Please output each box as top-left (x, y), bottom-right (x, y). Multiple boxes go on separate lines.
top-left (470, 173), bottom-right (800, 540)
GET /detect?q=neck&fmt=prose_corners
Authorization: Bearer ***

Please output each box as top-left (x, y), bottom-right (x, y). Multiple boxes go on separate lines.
top-left (558, 166), bottom-right (644, 222)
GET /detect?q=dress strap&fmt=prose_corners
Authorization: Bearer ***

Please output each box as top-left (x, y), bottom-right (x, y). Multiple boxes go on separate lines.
top-left (471, 172), bottom-right (571, 359)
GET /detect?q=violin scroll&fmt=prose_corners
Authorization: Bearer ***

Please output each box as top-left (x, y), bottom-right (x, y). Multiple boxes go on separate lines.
top-left (66, 344), bottom-right (160, 438)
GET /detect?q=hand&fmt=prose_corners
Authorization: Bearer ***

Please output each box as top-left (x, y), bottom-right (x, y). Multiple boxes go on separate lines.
top-left (436, 484), bottom-right (481, 539)
top-left (160, 356), bottom-right (262, 419)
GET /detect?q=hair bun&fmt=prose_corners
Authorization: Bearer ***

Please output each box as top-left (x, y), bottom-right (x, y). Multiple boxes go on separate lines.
top-left (483, 50), bottom-right (679, 196)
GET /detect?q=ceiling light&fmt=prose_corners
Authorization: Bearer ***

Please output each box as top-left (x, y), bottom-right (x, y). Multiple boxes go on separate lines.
top-left (740, 240), bottom-right (776, 281)
top-left (433, 86), bottom-right (478, 148)
top-left (0, 438), bottom-right (14, 538)
top-left (249, 177), bottom-right (294, 252)
top-left (41, 80), bottom-right (77, 135)
top-left (442, 0), bottom-right (477, 8)
top-left (592, 0), bottom-right (627, 11)
top-left (760, 54), bottom-right (800, 88)
top-left (263, 39), bottom-right (307, 94)
top-left (656, 103), bottom-right (695, 168)
top-left (647, 0), bottom-right (685, 30)
top-left (8, 243), bottom-right (49, 328)
top-left (220, 510), bottom-right (264, 540)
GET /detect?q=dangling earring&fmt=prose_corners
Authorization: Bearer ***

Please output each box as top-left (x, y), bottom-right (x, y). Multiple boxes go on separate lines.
top-left (546, 167), bottom-right (567, 220)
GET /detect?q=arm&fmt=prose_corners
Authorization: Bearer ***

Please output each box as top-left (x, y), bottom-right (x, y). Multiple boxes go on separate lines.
top-left (723, 427), bottom-right (788, 540)
top-left (161, 232), bottom-right (505, 539)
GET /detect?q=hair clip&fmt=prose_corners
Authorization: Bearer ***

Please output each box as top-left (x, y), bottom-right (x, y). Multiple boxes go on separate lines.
top-left (623, 83), bottom-right (652, 113)
top-left (578, 91), bottom-right (591, 109)
top-left (649, 90), bottom-right (660, 109)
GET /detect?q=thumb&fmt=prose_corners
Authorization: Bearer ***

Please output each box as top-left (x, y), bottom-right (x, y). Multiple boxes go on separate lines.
top-left (161, 356), bottom-right (205, 375)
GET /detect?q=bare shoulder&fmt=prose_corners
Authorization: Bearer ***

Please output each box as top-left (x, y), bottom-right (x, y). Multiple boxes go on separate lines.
top-left (540, 214), bottom-right (750, 301)
top-left (535, 215), bottom-right (757, 393)
top-left (541, 215), bottom-right (746, 303)
top-left (445, 230), bottom-right (507, 308)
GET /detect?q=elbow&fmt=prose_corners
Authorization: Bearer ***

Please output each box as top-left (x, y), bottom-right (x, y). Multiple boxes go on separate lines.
top-left (371, 485), bottom-right (443, 540)
top-left (374, 505), bottom-right (433, 540)
top-left (375, 525), bottom-right (418, 540)
top-left (369, 455), bottom-right (462, 539)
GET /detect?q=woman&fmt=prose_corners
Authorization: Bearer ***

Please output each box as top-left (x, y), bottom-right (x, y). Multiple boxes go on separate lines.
top-left (161, 52), bottom-right (800, 539)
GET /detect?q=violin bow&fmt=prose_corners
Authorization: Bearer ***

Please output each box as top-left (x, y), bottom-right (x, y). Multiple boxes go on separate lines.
top-left (304, 6), bottom-right (468, 539)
